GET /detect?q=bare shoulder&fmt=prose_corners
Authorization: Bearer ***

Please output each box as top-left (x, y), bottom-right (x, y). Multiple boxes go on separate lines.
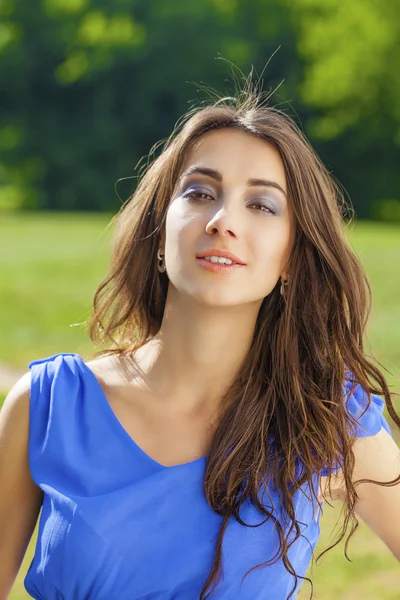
top-left (0, 371), bottom-right (32, 426)
top-left (85, 352), bottom-right (142, 387)
top-left (84, 353), bottom-right (130, 391)
top-left (85, 355), bottom-right (113, 379)
top-left (0, 372), bottom-right (33, 475)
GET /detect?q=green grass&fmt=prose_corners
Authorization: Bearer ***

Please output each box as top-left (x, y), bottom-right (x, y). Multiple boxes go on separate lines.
top-left (1, 214), bottom-right (399, 599)
top-left (0, 212), bottom-right (113, 368)
top-left (344, 221), bottom-right (400, 394)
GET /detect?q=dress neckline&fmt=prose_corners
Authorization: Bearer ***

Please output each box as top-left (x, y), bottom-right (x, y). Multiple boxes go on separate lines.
top-left (74, 353), bottom-right (208, 471)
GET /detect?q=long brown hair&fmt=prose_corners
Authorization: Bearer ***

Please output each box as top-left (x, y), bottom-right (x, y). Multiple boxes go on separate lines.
top-left (87, 73), bottom-right (400, 599)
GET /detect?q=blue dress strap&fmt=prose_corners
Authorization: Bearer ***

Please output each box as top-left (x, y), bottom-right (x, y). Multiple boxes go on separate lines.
top-left (28, 352), bottom-right (85, 485)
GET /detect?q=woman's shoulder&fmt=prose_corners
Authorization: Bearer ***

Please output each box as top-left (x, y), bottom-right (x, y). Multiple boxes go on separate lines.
top-left (1, 371), bottom-right (32, 436)
top-left (28, 351), bottom-right (83, 375)
top-left (28, 352), bottom-right (115, 382)
top-left (84, 353), bottom-right (131, 398)
top-left (1, 353), bottom-right (84, 443)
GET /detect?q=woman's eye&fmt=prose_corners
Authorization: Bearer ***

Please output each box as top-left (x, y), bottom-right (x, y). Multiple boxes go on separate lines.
top-left (251, 203), bottom-right (275, 214)
top-left (184, 190), bottom-right (213, 200)
top-left (183, 190), bottom-right (275, 214)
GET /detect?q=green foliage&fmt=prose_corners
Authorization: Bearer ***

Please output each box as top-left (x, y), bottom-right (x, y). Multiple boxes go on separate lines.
top-left (284, 0), bottom-right (400, 218)
top-left (371, 198), bottom-right (400, 223)
top-left (0, 0), bottom-right (399, 218)
top-left (0, 0), bottom-right (300, 212)
top-left (289, 0), bottom-right (400, 138)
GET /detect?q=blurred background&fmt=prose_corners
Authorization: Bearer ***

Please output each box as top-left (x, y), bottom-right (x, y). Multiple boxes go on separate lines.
top-left (1, 0), bottom-right (399, 598)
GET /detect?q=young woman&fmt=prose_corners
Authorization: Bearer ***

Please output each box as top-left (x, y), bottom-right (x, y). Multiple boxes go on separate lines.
top-left (1, 81), bottom-right (400, 600)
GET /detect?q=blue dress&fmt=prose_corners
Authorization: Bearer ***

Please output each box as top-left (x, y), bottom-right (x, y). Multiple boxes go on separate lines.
top-left (24, 353), bottom-right (393, 600)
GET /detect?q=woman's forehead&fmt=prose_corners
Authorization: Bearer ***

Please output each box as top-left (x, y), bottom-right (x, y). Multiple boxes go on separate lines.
top-left (180, 128), bottom-right (288, 194)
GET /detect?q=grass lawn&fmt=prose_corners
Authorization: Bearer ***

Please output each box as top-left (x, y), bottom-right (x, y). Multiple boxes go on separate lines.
top-left (1, 213), bottom-right (399, 599)
top-left (0, 212), bottom-right (113, 368)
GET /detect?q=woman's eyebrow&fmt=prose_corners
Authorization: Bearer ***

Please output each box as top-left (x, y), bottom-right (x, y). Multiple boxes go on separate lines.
top-left (179, 166), bottom-right (287, 198)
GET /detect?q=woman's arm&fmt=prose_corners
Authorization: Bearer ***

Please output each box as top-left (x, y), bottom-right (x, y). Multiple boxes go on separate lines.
top-left (0, 373), bottom-right (43, 600)
top-left (337, 427), bottom-right (400, 560)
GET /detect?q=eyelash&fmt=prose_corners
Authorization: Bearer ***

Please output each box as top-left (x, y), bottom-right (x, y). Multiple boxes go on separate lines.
top-left (183, 191), bottom-right (276, 215)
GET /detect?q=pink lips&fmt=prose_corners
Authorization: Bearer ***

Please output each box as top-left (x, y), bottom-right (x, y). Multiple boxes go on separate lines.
top-left (195, 249), bottom-right (245, 265)
top-left (196, 257), bottom-right (245, 273)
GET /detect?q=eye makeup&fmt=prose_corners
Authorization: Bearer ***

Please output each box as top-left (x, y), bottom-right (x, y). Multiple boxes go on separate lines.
top-left (183, 179), bottom-right (282, 207)
top-left (183, 190), bottom-right (281, 218)
top-left (182, 186), bottom-right (215, 198)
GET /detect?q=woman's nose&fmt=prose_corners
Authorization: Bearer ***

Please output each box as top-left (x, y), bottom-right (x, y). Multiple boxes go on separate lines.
top-left (205, 205), bottom-right (239, 237)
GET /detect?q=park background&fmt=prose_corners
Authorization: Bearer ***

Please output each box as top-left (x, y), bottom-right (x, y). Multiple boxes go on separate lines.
top-left (0, 0), bottom-right (399, 598)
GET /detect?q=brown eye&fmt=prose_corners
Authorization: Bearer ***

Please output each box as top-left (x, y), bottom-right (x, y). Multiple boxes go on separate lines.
top-left (184, 190), bottom-right (214, 201)
top-left (251, 203), bottom-right (275, 214)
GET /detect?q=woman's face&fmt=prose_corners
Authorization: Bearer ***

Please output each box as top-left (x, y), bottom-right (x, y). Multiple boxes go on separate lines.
top-left (162, 128), bottom-right (294, 308)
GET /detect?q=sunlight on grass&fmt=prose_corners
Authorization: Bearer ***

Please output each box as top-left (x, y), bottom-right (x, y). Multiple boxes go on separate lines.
top-left (0, 212), bottom-right (113, 367)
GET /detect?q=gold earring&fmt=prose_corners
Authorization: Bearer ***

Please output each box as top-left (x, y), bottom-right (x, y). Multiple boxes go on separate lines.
top-left (280, 277), bottom-right (289, 296)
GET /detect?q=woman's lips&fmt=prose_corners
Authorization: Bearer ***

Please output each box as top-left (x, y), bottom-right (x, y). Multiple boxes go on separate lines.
top-left (196, 258), bottom-right (245, 273)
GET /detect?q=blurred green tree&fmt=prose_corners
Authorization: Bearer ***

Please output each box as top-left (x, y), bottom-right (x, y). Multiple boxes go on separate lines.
top-left (0, 0), bottom-right (296, 211)
top-left (287, 0), bottom-right (400, 218)
top-left (0, 0), bottom-right (398, 217)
